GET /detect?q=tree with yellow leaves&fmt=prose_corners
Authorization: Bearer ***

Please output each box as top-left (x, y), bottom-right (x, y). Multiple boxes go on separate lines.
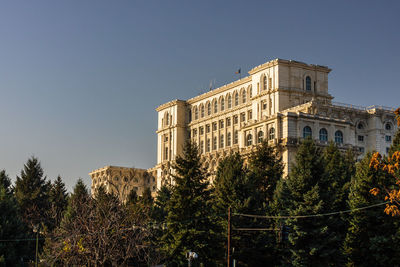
top-left (370, 108), bottom-right (400, 216)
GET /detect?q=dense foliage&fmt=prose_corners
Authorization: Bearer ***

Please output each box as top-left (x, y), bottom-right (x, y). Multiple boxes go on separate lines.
top-left (2, 135), bottom-right (400, 265)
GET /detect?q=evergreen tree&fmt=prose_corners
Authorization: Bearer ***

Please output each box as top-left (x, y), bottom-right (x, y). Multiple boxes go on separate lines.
top-left (275, 139), bottom-right (333, 266)
top-left (15, 157), bottom-right (51, 229)
top-left (344, 153), bottom-right (400, 266)
top-left (0, 170), bottom-right (12, 195)
top-left (48, 176), bottom-right (69, 230)
top-left (0, 171), bottom-right (29, 265)
top-left (320, 143), bottom-right (354, 265)
top-left (153, 185), bottom-right (172, 223)
top-left (162, 141), bottom-right (219, 266)
top-left (63, 178), bottom-right (89, 223)
top-left (248, 141), bottom-right (284, 203)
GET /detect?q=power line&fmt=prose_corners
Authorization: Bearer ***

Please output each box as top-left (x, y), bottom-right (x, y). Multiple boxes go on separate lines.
top-left (233, 201), bottom-right (389, 219)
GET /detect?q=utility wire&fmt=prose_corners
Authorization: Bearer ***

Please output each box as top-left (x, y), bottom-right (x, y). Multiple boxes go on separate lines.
top-left (234, 201), bottom-right (390, 219)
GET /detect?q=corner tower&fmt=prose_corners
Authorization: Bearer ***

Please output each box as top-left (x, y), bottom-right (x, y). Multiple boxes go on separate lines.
top-left (155, 99), bottom-right (189, 188)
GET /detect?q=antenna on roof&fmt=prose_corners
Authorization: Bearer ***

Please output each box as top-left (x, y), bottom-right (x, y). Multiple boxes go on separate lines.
top-left (209, 79), bottom-right (216, 91)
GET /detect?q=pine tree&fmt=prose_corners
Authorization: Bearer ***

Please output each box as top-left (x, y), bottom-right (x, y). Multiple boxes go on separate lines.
top-left (248, 141), bottom-right (284, 203)
top-left (48, 176), bottom-right (69, 230)
top-left (15, 157), bottom-right (51, 229)
top-left (0, 170), bottom-right (12, 195)
top-left (63, 178), bottom-right (89, 223)
top-left (344, 153), bottom-right (400, 266)
top-left (320, 143), bottom-right (354, 265)
top-left (0, 171), bottom-right (29, 265)
top-left (275, 139), bottom-right (333, 266)
top-left (162, 141), bottom-right (219, 266)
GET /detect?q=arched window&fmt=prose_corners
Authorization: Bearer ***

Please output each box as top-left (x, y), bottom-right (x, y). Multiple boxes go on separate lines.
top-left (247, 134), bottom-right (252, 146)
top-left (335, 130), bottom-right (343, 144)
top-left (306, 76), bottom-right (311, 91)
top-left (234, 92), bottom-right (239, 106)
top-left (214, 101), bottom-right (218, 113)
top-left (303, 126), bottom-right (312, 138)
top-left (242, 90), bottom-right (246, 103)
top-left (249, 88), bottom-right (252, 98)
top-left (258, 131), bottom-right (264, 143)
top-left (207, 102), bottom-right (211, 116)
top-left (221, 97), bottom-right (225, 111)
top-left (200, 105), bottom-right (204, 118)
top-left (319, 128), bottom-right (328, 142)
top-left (228, 95), bottom-right (232, 109)
top-left (263, 75), bottom-right (267, 90)
top-left (385, 123), bottom-right (392, 131)
top-left (194, 107), bottom-right (198, 120)
top-left (269, 127), bottom-right (275, 140)
top-left (357, 122), bottom-right (364, 130)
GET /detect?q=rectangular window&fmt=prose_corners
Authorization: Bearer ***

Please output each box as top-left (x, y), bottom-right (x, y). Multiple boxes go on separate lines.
top-left (359, 147), bottom-right (365, 153)
top-left (164, 135), bottom-right (168, 142)
top-left (200, 126), bottom-right (204, 135)
top-left (193, 129), bottom-right (197, 136)
top-left (240, 113), bottom-right (246, 122)
top-left (206, 124), bottom-right (210, 133)
top-left (164, 147), bottom-right (168, 160)
top-left (213, 137), bottom-right (217, 150)
top-left (386, 147), bottom-right (390, 154)
top-left (220, 135), bottom-right (224, 148)
top-left (234, 130), bottom-right (238, 144)
top-left (233, 115), bottom-right (238, 124)
top-left (386, 135), bottom-right (392, 142)
top-left (226, 117), bottom-right (231, 127)
top-left (227, 132), bottom-right (231, 146)
top-left (358, 135), bottom-right (364, 142)
top-left (212, 122), bottom-right (217, 131)
top-left (219, 120), bottom-right (224, 129)
top-left (263, 102), bottom-right (267, 110)
top-left (206, 139), bottom-right (210, 152)
top-left (248, 110), bottom-right (252, 120)
top-left (200, 140), bottom-right (204, 154)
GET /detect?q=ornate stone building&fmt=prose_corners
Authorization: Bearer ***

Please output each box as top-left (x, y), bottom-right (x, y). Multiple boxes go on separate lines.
top-left (155, 58), bottom-right (397, 189)
top-left (90, 58), bottom-right (397, 197)
top-left (89, 166), bottom-right (157, 202)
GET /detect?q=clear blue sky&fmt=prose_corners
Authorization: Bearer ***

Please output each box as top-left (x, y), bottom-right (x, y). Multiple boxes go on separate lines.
top-left (0, 0), bottom-right (399, 191)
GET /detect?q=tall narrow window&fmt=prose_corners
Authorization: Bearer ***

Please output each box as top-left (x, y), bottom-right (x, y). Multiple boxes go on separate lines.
top-left (319, 128), bottom-right (328, 142)
top-left (306, 76), bottom-right (311, 91)
top-left (242, 90), bottom-right (246, 103)
top-left (247, 134), bottom-right (252, 146)
top-left (303, 126), bottom-right (312, 138)
top-left (234, 130), bottom-right (238, 144)
top-left (335, 130), bottom-right (343, 144)
top-left (228, 95), bottom-right (232, 108)
top-left (200, 140), bottom-right (204, 154)
top-left (269, 127), bottom-right (275, 140)
top-left (221, 97), bottom-right (225, 111)
top-left (206, 138), bottom-right (210, 152)
top-left (207, 103), bottom-right (211, 116)
top-left (213, 136), bottom-right (217, 150)
top-left (194, 107), bottom-right (198, 120)
top-left (227, 132), bottom-right (231, 146)
top-left (234, 92), bottom-right (239, 106)
top-left (164, 147), bottom-right (168, 160)
top-left (214, 101), bottom-right (218, 113)
top-left (258, 131), bottom-right (264, 143)
top-left (249, 88), bottom-right (252, 98)
top-left (220, 135), bottom-right (224, 148)
top-left (200, 105), bottom-right (204, 118)
top-left (263, 76), bottom-right (267, 90)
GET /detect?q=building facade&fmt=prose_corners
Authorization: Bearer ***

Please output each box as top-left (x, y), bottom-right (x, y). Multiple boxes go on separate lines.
top-left (89, 166), bottom-right (157, 202)
top-left (155, 59), bottom-right (397, 189)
